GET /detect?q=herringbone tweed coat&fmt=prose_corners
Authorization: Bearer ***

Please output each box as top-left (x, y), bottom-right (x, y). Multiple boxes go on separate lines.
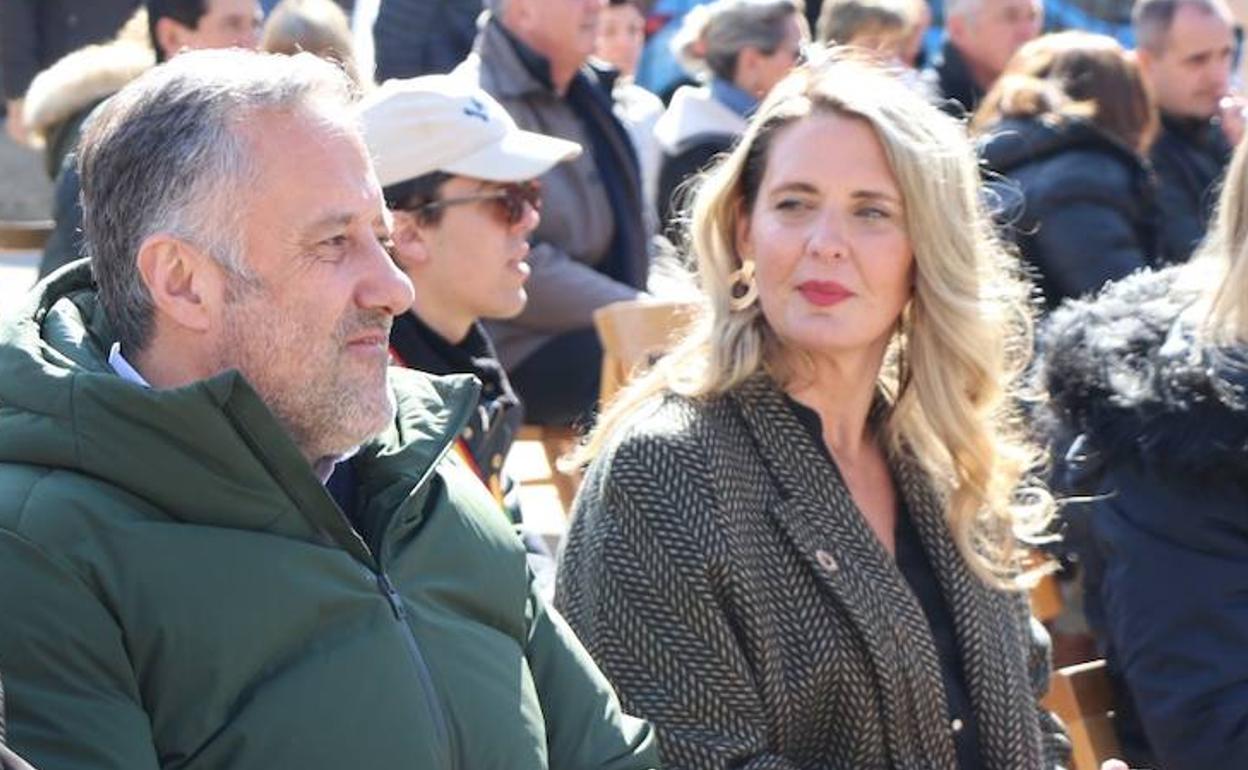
top-left (555, 375), bottom-right (1070, 770)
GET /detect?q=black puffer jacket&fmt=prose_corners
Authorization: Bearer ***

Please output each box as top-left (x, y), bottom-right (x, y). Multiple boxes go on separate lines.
top-left (979, 117), bottom-right (1163, 311)
top-left (1041, 266), bottom-right (1248, 770)
top-left (1151, 113), bottom-right (1231, 264)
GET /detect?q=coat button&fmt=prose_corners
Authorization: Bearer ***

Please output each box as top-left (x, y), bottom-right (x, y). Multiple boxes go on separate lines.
top-left (461, 426), bottom-right (474, 440)
top-left (951, 718), bottom-right (964, 733)
top-left (815, 549), bottom-right (838, 573)
top-left (491, 454), bottom-right (503, 470)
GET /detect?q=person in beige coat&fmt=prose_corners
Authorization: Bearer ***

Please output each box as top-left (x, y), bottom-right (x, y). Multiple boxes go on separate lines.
top-left (454, 0), bottom-right (649, 426)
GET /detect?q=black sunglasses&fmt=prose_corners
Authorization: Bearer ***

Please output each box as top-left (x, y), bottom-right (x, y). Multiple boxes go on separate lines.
top-left (409, 181), bottom-right (542, 225)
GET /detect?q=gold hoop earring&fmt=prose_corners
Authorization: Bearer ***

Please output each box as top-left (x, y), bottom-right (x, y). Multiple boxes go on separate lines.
top-left (727, 259), bottom-right (758, 311)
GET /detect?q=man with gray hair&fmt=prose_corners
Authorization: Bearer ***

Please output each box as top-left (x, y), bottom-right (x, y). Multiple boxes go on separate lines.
top-left (455, 0), bottom-right (649, 427)
top-left (923, 0), bottom-right (1043, 116)
top-left (0, 48), bottom-right (657, 770)
top-left (1135, 0), bottom-right (1238, 262)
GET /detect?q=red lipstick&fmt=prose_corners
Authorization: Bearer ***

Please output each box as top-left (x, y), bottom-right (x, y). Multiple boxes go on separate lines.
top-left (798, 280), bottom-right (854, 307)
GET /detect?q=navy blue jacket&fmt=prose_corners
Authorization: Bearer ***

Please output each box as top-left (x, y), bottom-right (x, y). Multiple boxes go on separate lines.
top-left (979, 117), bottom-right (1163, 311)
top-left (1042, 266), bottom-right (1248, 770)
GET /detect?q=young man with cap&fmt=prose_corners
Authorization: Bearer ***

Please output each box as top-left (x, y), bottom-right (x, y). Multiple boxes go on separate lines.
top-left (357, 75), bottom-right (580, 579)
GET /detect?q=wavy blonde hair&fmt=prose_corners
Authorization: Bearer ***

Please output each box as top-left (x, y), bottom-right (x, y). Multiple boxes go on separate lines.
top-left (1194, 137), bottom-right (1248, 341)
top-left (577, 54), bottom-right (1050, 586)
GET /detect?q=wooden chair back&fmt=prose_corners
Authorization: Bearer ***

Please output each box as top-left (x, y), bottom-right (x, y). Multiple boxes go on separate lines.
top-left (0, 220), bottom-right (52, 251)
top-left (1041, 659), bottom-right (1122, 770)
top-left (592, 299), bottom-right (699, 406)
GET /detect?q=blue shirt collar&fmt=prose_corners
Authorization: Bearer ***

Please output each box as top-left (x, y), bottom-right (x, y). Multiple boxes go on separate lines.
top-left (710, 77), bottom-right (758, 120)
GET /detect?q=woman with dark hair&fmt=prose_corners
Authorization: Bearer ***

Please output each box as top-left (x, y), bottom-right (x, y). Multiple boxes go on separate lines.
top-left (973, 31), bottom-right (1163, 311)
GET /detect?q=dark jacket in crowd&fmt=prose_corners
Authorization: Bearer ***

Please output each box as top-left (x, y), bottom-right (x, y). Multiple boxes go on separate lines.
top-left (0, 264), bottom-right (658, 770)
top-left (556, 374), bottom-right (1069, 769)
top-left (923, 40), bottom-right (983, 119)
top-left (372, 0), bottom-right (481, 81)
top-left (979, 117), bottom-right (1163, 311)
top-left (652, 81), bottom-right (748, 234)
top-left (0, 0), bottom-right (138, 102)
top-left (1042, 265), bottom-right (1248, 770)
top-left (454, 17), bottom-right (648, 371)
top-left (1151, 112), bottom-right (1232, 263)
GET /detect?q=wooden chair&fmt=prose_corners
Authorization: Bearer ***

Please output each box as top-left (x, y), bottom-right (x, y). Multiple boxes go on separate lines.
top-left (0, 220), bottom-right (52, 251)
top-left (1030, 570), bottom-right (1065, 624)
top-left (592, 298), bottom-right (699, 406)
top-left (1042, 659), bottom-right (1122, 770)
top-left (515, 424), bottom-right (580, 513)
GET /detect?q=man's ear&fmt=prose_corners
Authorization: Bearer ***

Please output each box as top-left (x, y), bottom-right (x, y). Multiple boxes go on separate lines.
top-left (135, 234), bottom-right (220, 334)
top-left (944, 14), bottom-right (971, 49)
top-left (153, 17), bottom-right (191, 60)
top-left (390, 211), bottom-right (432, 271)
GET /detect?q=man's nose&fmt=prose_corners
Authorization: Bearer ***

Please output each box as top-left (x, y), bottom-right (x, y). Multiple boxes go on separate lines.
top-left (358, 240), bottom-right (415, 317)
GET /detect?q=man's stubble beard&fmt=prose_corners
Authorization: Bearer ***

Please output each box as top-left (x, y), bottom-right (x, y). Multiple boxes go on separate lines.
top-left (218, 288), bottom-right (397, 465)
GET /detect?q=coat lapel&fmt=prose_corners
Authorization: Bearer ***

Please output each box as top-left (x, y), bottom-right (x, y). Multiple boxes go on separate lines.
top-left (729, 376), bottom-right (958, 769)
top-left (898, 461), bottom-right (1044, 769)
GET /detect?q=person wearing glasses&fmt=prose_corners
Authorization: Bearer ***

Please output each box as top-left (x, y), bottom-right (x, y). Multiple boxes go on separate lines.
top-left (357, 75), bottom-right (580, 586)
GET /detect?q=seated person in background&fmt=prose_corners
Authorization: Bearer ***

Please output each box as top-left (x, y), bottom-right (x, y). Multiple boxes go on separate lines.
top-left (816, 0), bottom-right (909, 57)
top-left (20, 7), bottom-right (153, 182)
top-left (260, 0), bottom-right (362, 87)
top-left (656, 0), bottom-right (807, 232)
top-left (1042, 135), bottom-right (1248, 770)
top-left (456, 0), bottom-right (650, 427)
top-left (357, 74), bottom-right (582, 589)
top-left (815, 0), bottom-right (933, 98)
top-left (556, 55), bottom-right (1070, 769)
top-left (596, 0), bottom-right (666, 227)
top-left (923, 0), bottom-right (1043, 117)
top-left (973, 32), bottom-right (1163, 311)
top-left (38, 0), bottom-right (264, 278)
top-left (1135, 0), bottom-right (1238, 263)
top-left (0, 49), bottom-right (657, 770)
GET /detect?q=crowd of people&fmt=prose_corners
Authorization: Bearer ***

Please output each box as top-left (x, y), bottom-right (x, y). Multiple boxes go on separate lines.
top-left (0, 1), bottom-right (1246, 769)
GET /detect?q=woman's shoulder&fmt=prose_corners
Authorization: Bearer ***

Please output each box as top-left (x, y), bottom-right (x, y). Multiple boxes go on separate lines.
top-left (599, 389), bottom-right (737, 466)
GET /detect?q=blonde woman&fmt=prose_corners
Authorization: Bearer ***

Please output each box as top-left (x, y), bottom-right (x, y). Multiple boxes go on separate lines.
top-left (555, 56), bottom-right (1069, 769)
top-left (1042, 137), bottom-right (1248, 769)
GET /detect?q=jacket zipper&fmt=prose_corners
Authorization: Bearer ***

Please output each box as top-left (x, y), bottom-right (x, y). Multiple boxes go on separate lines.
top-left (376, 571), bottom-right (455, 770)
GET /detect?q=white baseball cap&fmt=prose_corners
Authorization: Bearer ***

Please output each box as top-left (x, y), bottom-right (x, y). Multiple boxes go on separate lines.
top-left (359, 74), bottom-right (583, 188)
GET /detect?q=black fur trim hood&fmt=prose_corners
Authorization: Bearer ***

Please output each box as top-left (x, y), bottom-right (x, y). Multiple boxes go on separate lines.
top-left (1041, 266), bottom-right (1248, 482)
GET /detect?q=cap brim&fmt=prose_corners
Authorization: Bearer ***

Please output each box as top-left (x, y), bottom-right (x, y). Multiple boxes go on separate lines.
top-left (443, 129), bottom-right (582, 182)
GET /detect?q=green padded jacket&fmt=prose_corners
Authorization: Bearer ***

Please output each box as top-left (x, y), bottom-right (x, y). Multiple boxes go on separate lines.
top-left (0, 263), bottom-right (658, 770)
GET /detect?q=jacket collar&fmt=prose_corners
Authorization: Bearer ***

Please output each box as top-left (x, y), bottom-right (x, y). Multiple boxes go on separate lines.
top-left (0, 262), bottom-right (480, 565)
top-left (727, 374), bottom-right (1042, 768)
top-left (473, 16), bottom-right (619, 101)
top-left (1042, 265), bottom-right (1248, 484)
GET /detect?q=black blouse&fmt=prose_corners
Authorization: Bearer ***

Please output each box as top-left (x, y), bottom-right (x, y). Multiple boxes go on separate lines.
top-left (785, 397), bottom-right (985, 770)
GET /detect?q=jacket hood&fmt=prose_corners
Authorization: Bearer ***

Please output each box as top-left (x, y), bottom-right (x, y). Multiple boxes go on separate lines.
top-left (0, 262), bottom-right (479, 546)
top-left (653, 84), bottom-right (747, 155)
top-left (23, 35), bottom-right (153, 145)
top-left (978, 116), bottom-right (1141, 176)
top-left (1040, 265), bottom-right (1248, 482)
